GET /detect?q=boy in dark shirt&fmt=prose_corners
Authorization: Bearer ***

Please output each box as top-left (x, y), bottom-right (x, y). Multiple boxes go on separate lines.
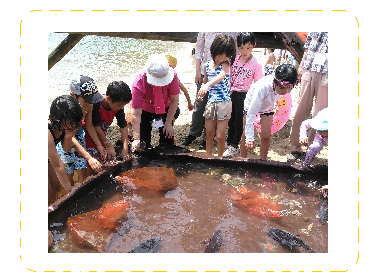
top-left (85, 81), bottom-right (132, 161)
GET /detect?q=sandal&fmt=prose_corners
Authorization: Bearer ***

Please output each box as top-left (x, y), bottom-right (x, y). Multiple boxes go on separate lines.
top-left (287, 151), bottom-right (306, 161)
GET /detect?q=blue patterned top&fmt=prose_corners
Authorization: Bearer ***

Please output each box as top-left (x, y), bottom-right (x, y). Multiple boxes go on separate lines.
top-left (206, 61), bottom-right (230, 102)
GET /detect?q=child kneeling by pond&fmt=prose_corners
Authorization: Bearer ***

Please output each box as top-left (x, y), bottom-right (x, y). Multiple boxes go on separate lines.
top-left (293, 108), bottom-right (328, 169)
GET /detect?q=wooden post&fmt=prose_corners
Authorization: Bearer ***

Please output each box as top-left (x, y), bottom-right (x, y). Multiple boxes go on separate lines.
top-left (48, 34), bottom-right (85, 71)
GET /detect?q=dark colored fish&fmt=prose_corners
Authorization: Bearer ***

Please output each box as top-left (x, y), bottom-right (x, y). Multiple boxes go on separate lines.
top-left (204, 230), bottom-right (223, 253)
top-left (318, 198), bottom-right (328, 224)
top-left (128, 237), bottom-right (162, 253)
top-left (268, 228), bottom-right (314, 252)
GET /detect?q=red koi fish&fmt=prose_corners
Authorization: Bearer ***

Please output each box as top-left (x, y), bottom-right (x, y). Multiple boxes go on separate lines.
top-left (115, 167), bottom-right (177, 191)
top-left (230, 186), bottom-right (284, 219)
top-left (67, 200), bottom-right (130, 251)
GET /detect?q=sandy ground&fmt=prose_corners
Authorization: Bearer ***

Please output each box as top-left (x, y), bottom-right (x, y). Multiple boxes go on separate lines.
top-left (107, 49), bottom-right (328, 166)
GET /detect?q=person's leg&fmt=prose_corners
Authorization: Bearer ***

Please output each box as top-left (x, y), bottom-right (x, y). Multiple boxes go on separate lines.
top-left (205, 119), bottom-right (216, 156)
top-left (216, 119), bottom-right (229, 157)
top-left (48, 161), bottom-right (61, 205)
top-left (308, 72), bottom-right (328, 144)
top-left (188, 80), bottom-right (208, 138)
top-left (227, 92), bottom-right (238, 146)
top-left (290, 70), bottom-right (315, 152)
top-left (231, 92), bottom-right (246, 148)
top-left (74, 154), bottom-right (88, 183)
top-left (140, 110), bottom-right (153, 147)
top-left (259, 114), bottom-right (273, 160)
top-left (240, 115), bottom-right (248, 158)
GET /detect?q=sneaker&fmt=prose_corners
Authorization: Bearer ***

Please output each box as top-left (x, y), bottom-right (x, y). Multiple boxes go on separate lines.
top-left (222, 146), bottom-right (239, 158)
top-left (181, 135), bottom-right (196, 146)
top-left (198, 140), bottom-right (206, 150)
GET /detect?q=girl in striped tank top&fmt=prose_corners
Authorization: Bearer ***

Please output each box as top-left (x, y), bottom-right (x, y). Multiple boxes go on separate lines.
top-left (197, 34), bottom-right (236, 157)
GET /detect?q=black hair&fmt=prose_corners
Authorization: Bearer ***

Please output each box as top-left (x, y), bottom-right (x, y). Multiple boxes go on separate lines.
top-left (106, 81), bottom-right (132, 103)
top-left (49, 95), bottom-right (83, 131)
top-left (271, 48), bottom-right (275, 52)
top-left (210, 34), bottom-right (236, 65)
top-left (237, 32), bottom-right (256, 47)
top-left (274, 64), bottom-right (298, 85)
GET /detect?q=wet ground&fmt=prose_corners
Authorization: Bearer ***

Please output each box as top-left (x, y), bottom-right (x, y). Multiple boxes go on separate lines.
top-left (49, 157), bottom-right (328, 253)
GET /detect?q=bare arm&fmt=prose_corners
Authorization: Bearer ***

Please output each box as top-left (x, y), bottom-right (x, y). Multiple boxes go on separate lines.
top-left (72, 137), bottom-right (102, 171)
top-left (206, 62), bottom-right (229, 88)
top-left (195, 59), bottom-right (202, 84)
top-left (164, 94), bottom-right (179, 138)
top-left (179, 80), bottom-right (193, 110)
top-left (131, 108), bottom-right (142, 151)
top-left (119, 126), bottom-right (129, 158)
top-left (85, 105), bottom-right (106, 160)
top-left (48, 130), bottom-right (72, 192)
top-left (198, 62), bottom-right (229, 99)
top-left (94, 125), bottom-right (116, 159)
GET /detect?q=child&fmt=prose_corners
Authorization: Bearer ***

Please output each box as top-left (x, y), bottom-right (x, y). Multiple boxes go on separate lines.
top-left (56, 75), bottom-right (105, 184)
top-left (48, 95), bottom-right (101, 204)
top-left (85, 81), bottom-right (132, 162)
top-left (165, 54), bottom-right (194, 114)
top-left (244, 64), bottom-right (298, 160)
top-left (299, 107), bottom-right (328, 166)
top-left (197, 34), bottom-right (236, 157)
top-left (264, 48), bottom-right (276, 76)
top-left (223, 32), bottom-right (263, 158)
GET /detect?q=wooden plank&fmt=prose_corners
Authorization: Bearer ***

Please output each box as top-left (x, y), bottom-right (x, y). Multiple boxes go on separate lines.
top-left (48, 32), bottom-right (303, 70)
top-left (48, 33), bottom-right (85, 70)
top-left (64, 32), bottom-right (199, 43)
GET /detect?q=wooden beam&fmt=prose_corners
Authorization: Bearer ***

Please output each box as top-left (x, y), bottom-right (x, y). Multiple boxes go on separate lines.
top-left (48, 34), bottom-right (85, 71)
top-left (64, 32), bottom-right (199, 43)
top-left (59, 32), bottom-right (286, 48)
top-left (48, 32), bottom-right (303, 70)
top-left (273, 32), bottom-right (305, 63)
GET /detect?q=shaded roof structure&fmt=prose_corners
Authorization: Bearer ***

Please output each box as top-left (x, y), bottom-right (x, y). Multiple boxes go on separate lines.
top-left (48, 32), bottom-right (306, 71)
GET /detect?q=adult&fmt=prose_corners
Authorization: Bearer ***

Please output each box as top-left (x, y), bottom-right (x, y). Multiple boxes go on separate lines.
top-left (131, 54), bottom-right (180, 151)
top-left (181, 32), bottom-right (238, 150)
top-left (289, 32), bottom-right (328, 160)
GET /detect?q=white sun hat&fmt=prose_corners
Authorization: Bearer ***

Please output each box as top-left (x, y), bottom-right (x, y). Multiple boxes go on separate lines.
top-left (145, 54), bottom-right (174, 86)
top-left (311, 108), bottom-right (328, 131)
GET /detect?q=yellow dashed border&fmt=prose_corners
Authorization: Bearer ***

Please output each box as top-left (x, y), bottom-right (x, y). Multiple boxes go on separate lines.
top-left (21, 9), bottom-right (358, 274)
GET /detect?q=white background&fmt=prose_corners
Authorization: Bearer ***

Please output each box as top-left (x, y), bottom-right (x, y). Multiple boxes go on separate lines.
top-left (1, 0), bottom-right (372, 279)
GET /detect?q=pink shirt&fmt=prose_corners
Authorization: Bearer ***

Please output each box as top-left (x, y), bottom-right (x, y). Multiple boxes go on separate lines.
top-left (230, 55), bottom-right (263, 92)
top-left (131, 70), bottom-right (180, 113)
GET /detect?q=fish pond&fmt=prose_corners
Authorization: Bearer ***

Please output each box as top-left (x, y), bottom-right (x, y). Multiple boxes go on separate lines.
top-left (48, 155), bottom-right (328, 253)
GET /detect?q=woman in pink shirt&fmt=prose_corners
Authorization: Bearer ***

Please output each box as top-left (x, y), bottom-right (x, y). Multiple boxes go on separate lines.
top-left (131, 54), bottom-right (180, 151)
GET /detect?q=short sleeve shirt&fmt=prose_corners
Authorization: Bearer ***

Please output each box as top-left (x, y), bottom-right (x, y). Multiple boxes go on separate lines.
top-left (302, 32), bottom-right (328, 73)
top-left (230, 55), bottom-right (263, 92)
top-left (131, 70), bottom-right (180, 113)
